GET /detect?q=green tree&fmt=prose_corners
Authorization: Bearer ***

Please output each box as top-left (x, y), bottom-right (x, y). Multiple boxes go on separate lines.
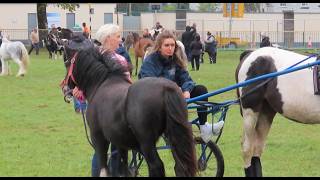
top-left (37, 3), bottom-right (79, 44)
top-left (162, 4), bottom-right (177, 11)
top-left (197, 3), bottom-right (218, 12)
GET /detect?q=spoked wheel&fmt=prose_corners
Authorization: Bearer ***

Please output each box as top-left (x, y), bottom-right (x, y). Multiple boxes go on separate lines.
top-left (194, 137), bottom-right (224, 177)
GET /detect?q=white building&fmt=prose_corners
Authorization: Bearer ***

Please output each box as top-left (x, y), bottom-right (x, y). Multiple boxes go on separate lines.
top-left (261, 3), bottom-right (320, 13)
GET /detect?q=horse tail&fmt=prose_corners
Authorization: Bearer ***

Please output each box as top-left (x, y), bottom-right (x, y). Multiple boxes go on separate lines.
top-left (19, 43), bottom-right (30, 73)
top-left (164, 85), bottom-right (197, 176)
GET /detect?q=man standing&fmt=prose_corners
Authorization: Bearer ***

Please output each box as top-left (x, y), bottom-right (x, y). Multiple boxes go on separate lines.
top-left (181, 26), bottom-right (194, 62)
top-left (28, 28), bottom-right (40, 55)
top-left (82, 22), bottom-right (90, 39)
top-left (151, 22), bottom-right (163, 40)
top-left (260, 32), bottom-right (271, 48)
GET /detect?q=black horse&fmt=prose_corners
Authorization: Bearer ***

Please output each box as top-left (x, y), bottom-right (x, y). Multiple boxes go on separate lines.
top-left (45, 33), bottom-right (64, 59)
top-left (45, 28), bottom-right (74, 60)
top-left (61, 45), bottom-right (197, 177)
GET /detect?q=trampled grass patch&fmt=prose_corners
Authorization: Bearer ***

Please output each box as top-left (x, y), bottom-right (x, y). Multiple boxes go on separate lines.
top-left (0, 48), bottom-right (320, 176)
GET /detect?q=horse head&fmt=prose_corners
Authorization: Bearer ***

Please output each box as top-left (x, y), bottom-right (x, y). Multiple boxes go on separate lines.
top-left (61, 46), bottom-right (128, 102)
top-left (61, 32), bottom-right (94, 102)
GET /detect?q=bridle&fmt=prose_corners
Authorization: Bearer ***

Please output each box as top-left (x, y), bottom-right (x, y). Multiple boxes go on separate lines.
top-left (60, 52), bottom-right (79, 102)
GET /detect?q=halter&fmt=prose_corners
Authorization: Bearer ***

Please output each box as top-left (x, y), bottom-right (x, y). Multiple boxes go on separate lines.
top-left (60, 52), bottom-right (79, 89)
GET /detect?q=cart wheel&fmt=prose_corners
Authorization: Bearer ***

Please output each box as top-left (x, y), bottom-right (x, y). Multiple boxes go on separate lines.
top-left (195, 139), bottom-right (225, 177)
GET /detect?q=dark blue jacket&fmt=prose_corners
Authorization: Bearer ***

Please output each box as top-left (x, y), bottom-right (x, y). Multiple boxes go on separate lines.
top-left (115, 45), bottom-right (132, 64)
top-left (138, 51), bottom-right (195, 92)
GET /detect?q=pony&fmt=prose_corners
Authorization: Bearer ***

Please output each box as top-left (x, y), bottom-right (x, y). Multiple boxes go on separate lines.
top-left (0, 37), bottom-right (29, 76)
top-left (61, 45), bottom-right (197, 177)
top-left (150, 27), bottom-right (163, 41)
top-left (235, 46), bottom-right (320, 177)
top-left (125, 32), bottom-right (154, 76)
top-left (45, 33), bottom-right (64, 60)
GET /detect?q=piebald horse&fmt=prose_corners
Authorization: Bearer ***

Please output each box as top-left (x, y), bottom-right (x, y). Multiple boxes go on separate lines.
top-left (235, 47), bottom-right (320, 177)
top-left (0, 37), bottom-right (29, 76)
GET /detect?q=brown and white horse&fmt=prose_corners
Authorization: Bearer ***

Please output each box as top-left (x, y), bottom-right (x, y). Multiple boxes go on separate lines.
top-left (235, 47), bottom-right (320, 177)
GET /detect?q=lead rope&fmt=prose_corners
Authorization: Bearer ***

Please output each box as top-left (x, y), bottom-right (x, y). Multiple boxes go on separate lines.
top-left (80, 107), bottom-right (94, 149)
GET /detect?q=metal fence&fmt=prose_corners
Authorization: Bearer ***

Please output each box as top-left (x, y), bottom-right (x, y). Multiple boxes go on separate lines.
top-left (3, 28), bottom-right (320, 49)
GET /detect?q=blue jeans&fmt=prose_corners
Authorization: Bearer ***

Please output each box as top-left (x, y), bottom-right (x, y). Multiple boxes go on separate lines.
top-left (73, 97), bottom-right (87, 112)
top-left (91, 144), bottom-right (118, 177)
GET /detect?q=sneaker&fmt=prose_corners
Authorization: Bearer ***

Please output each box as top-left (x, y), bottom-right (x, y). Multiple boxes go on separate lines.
top-left (200, 121), bottom-right (225, 143)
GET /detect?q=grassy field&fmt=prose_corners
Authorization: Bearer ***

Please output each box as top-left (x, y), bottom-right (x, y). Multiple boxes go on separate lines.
top-left (1, 48), bottom-right (320, 177)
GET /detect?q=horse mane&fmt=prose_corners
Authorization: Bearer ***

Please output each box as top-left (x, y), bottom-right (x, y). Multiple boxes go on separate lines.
top-left (2, 37), bottom-right (10, 43)
top-left (240, 50), bottom-right (253, 62)
top-left (74, 47), bottom-right (128, 96)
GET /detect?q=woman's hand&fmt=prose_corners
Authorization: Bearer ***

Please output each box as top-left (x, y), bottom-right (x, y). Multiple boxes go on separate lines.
top-left (183, 91), bottom-right (190, 99)
top-left (72, 87), bottom-right (82, 99)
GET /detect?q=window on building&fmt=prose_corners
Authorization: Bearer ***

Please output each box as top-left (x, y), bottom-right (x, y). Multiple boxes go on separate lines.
top-left (301, 3), bottom-right (309, 9)
top-left (280, 3), bottom-right (286, 7)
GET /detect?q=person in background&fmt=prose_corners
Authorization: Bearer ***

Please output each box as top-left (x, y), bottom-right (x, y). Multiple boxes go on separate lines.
top-left (204, 31), bottom-right (217, 64)
top-left (116, 39), bottom-right (132, 75)
top-left (82, 22), bottom-right (90, 39)
top-left (28, 28), bottom-right (40, 55)
top-left (181, 25), bottom-right (194, 62)
top-left (190, 34), bottom-right (203, 71)
top-left (139, 29), bottom-right (224, 143)
top-left (260, 32), bottom-right (271, 48)
top-left (151, 21), bottom-right (164, 40)
top-left (142, 28), bottom-right (152, 39)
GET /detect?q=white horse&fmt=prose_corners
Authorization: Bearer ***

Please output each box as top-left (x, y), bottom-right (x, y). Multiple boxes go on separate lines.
top-left (0, 37), bottom-right (29, 76)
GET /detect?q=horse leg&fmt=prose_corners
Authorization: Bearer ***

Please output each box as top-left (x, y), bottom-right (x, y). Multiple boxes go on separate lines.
top-left (241, 108), bottom-right (259, 177)
top-left (49, 51), bottom-right (52, 59)
top-left (138, 141), bottom-right (164, 177)
top-left (251, 103), bottom-right (275, 177)
top-left (135, 56), bottom-right (138, 76)
top-left (91, 132), bottom-right (110, 177)
top-left (54, 51), bottom-right (57, 60)
top-left (0, 58), bottom-right (9, 75)
top-left (12, 58), bottom-right (25, 76)
top-left (116, 148), bottom-right (129, 177)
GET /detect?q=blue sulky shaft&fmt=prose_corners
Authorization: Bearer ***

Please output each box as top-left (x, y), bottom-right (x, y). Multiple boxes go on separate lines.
top-left (186, 59), bottom-right (320, 104)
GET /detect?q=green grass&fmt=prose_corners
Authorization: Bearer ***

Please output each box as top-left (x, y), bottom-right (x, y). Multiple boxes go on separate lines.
top-left (1, 48), bottom-right (320, 177)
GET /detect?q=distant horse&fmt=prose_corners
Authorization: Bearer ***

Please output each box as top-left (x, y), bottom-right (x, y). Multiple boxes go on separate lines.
top-left (126, 32), bottom-right (154, 76)
top-left (45, 33), bottom-right (64, 60)
top-left (61, 46), bottom-right (197, 177)
top-left (235, 47), bottom-right (320, 177)
top-left (0, 37), bottom-right (29, 76)
top-left (150, 28), bottom-right (163, 41)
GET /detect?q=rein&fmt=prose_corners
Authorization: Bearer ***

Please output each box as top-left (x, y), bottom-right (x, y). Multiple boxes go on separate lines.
top-left (80, 108), bottom-right (94, 149)
top-left (60, 52), bottom-right (79, 89)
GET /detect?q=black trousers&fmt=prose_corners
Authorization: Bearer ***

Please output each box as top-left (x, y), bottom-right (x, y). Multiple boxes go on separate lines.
top-left (190, 84), bottom-right (208, 125)
top-left (191, 55), bottom-right (200, 70)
